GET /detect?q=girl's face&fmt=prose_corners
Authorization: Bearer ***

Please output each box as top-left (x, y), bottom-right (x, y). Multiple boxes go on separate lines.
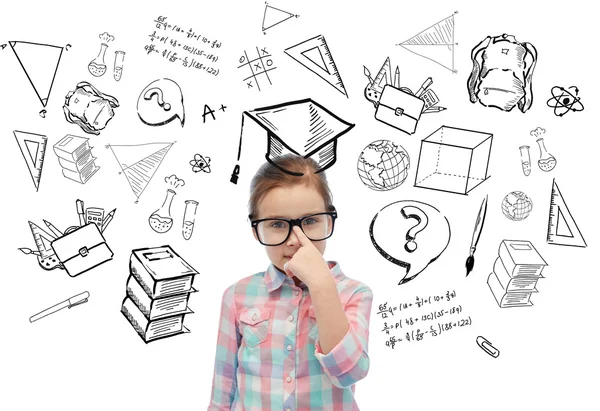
top-left (253, 184), bottom-right (327, 276)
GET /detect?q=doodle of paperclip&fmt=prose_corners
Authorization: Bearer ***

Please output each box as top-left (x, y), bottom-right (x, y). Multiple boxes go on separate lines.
top-left (476, 336), bottom-right (500, 358)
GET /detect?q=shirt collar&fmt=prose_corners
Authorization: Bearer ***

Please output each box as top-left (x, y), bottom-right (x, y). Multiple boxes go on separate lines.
top-left (264, 261), bottom-right (344, 292)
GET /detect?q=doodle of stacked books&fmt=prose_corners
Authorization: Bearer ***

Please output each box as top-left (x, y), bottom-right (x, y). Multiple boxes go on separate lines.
top-left (121, 245), bottom-right (198, 343)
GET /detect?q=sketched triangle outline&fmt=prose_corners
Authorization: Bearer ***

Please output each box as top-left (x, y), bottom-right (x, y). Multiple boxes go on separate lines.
top-left (262, 4), bottom-right (295, 32)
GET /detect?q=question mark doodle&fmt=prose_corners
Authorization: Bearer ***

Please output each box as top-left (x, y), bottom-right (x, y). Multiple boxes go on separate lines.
top-left (39, 109), bottom-right (47, 118)
top-left (144, 87), bottom-right (171, 111)
top-left (65, 44), bottom-right (71, 51)
top-left (400, 206), bottom-right (429, 253)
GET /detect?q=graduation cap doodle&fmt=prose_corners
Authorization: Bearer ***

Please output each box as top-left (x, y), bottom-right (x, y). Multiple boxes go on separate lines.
top-left (230, 98), bottom-right (354, 183)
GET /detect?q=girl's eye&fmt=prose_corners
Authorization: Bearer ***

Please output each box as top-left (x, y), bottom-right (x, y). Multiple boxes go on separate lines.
top-left (269, 220), bottom-right (287, 229)
top-left (303, 217), bottom-right (319, 226)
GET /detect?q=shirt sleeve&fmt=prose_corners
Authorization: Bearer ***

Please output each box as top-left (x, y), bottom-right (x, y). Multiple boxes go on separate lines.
top-left (207, 285), bottom-right (241, 410)
top-left (314, 285), bottom-right (373, 388)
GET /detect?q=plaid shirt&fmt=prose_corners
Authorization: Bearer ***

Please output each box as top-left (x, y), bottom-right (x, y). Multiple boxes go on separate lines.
top-left (208, 261), bottom-right (373, 411)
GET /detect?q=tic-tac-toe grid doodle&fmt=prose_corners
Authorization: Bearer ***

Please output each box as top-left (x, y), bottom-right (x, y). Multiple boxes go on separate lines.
top-left (237, 46), bottom-right (276, 91)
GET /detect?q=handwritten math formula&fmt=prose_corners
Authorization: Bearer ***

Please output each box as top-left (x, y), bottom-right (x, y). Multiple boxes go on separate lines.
top-left (144, 16), bottom-right (222, 76)
top-left (377, 290), bottom-right (473, 349)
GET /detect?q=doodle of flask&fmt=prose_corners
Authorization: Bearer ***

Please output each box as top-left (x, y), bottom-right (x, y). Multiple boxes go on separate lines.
top-left (89, 43), bottom-right (109, 77)
top-left (536, 138), bottom-right (557, 172)
top-left (148, 189), bottom-right (176, 233)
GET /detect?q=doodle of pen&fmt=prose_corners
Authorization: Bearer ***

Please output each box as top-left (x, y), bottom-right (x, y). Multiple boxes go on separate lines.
top-left (465, 195), bottom-right (488, 277)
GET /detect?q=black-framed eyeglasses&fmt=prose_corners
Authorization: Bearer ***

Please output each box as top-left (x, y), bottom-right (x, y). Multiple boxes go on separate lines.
top-left (250, 209), bottom-right (338, 246)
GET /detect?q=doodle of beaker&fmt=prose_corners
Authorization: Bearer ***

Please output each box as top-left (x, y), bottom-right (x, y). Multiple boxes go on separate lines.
top-left (519, 145), bottom-right (531, 176)
top-left (536, 138), bottom-right (557, 172)
top-left (88, 43), bottom-right (109, 77)
top-left (182, 200), bottom-right (198, 240)
top-left (114, 51), bottom-right (125, 81)
top-left (148, 189), bottom-right (176, 233)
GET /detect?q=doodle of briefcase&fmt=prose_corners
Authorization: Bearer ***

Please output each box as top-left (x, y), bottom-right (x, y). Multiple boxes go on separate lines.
top-left (51, 223), bottom-right (114, 277)
top-left (375, 85), bottom-right (425, 135)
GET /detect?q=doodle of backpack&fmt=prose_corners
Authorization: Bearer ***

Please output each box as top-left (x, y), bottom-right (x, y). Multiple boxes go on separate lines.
top-left (467, 34), bottom-right (538, 113)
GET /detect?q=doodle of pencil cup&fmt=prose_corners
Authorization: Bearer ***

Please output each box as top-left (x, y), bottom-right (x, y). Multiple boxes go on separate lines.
top-left (114, 51), bottom-right (125, 81)
top-left (182, 200), bottom-right (198, 240)
top-left (519, 145), bottom-right (531, 176)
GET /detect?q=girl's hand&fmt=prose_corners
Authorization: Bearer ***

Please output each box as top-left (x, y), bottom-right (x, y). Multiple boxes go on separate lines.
top-left (283, 226), bottom-right (331, 289)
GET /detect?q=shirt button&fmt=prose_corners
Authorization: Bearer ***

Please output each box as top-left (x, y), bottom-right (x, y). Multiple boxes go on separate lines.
top-left (252, 313), bottom-right (257, 321)
top-left (294, 290), bottom-right (300, 296)
top-left (287, 315), bottom-right (294, 322)
top-left (287, 344), bottom-right (293, 351)
top-left (286, 376), bottom-right (292, 383)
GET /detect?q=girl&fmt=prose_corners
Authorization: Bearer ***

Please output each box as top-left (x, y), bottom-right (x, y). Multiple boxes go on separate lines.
top-left (208, 154), bottom-right (373, 411)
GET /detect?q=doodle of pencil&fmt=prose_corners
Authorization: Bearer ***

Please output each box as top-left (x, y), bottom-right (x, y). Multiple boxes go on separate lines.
top-left (43, 219), bottom-right (63, 237)
top-left (416, 77), bottom-right (433, 97)
top-left (76, 199), bottom-right (85, 226)
top-left (394, 66), bottom-right (400, 88)
top-left (423, 106), bottom-right (447, 113)
top-left (466, 195), bottom-right (488, 276)
top-left (101, 208), bottom-right (116, 232)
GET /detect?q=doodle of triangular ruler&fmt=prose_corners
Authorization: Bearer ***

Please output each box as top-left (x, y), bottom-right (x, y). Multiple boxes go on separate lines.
top-left (29, 221), bottom-right (56, 259)
top-left (284, 35), bottom-right (348, 97)
top-left (9, 41), bottom-right (64, 107)
top-left (547, 179), bottom-right (586, 247)
top-left (397, 13), bottom-right (456, 73)
top-left (108, 142), bottom-right (174, 202)
top-left (14, 130), bottom-right (47, 191)
top-left (262, 4), bottom-right (295, 32)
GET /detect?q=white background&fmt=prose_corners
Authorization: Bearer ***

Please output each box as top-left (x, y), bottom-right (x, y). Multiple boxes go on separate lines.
top-left (1, 0), bottom-right (598, 409)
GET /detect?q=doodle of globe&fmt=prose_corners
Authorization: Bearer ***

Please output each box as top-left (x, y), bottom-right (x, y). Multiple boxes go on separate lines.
top-left (357, 140), bottom-right (410, 191)
top-left (501, 191), bottom-right (533, 221)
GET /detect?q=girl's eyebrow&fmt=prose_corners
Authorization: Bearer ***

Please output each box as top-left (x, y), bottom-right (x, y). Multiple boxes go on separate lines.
top-left (263, 210), bottom-right (324, 219)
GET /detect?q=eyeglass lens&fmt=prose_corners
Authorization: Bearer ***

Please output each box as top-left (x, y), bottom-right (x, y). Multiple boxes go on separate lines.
top-left (256, 214), bottom-right (334, 245)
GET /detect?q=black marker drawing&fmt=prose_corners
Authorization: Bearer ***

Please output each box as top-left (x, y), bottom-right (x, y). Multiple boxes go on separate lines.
top-left (536, 138), bottom-right (556, 172)
top-left (285, 35), bottom-right (348, 97)
top-left (369, 200), bottom-right (451, 285)
top-left (476, 336), bottom-right (500, 358)
top-left (547, 179), bottom-right (586, 247)
top-left (465, 195), bottom-right (488, 277)
top-left (238, 47), bottom-right (276, 91)
top-left (262, 2), bottom-right (298, 34)
top-left (148, 175), bottom-right (185, 234)
top-left (53, 135), bottom-right (100, 184)
top-left (122, 245), bottom-right (199, 343)
top-left (501, 191), bottom-right (533, 221)
top-left (1, 44), bottom-right (6, 50)
top-left (182, 200), bottom-right (199, 240)
top-left (137, 78), bottom-right (185, 127)
top-left (363, 57), bottom-right (444, 135)
top-left (397, 12), bottom-right (458, 73)
top-left (357, 140), bottom-right (410, 191)
top-left (487, 240), bottom-right (547, 308)
top-left (547, 86), bottom-right (584, 116)
top-left (467, 34), bottom-right (537, 113)
top-left (114, 51), bottom-right (125, 81)
top-left (88, 32), bottom-right (114, 77)
top-left (106, 142), bottom-right (174, 203)
top-left (63, 82), bottom-right (119, 135)
top-left (190, 153), bottom-right (211, 173)
top-left (230, 98), bottom-right (354, 181)
top-left (414, 126), bottom-right (493, 195)
top-left (30, 292), bottom-right (89, 323)
top-left (519, 145), bottom-right (531, 176)
top-left (9, 41), bottom-right (64, 112)
top-left (14, 130), bottom-right (47, 192)
top-left (19, 221), bottom-right (62, 271)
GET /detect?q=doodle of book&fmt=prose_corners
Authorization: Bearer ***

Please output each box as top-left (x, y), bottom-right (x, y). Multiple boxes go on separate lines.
top-left (54, 134), bottom-right (99, 184)
top-left (129, 245), bottom-right (198, 299)
top-left (121, 296), bottom-right (191, 343)
top-left (498, 240), bottom-right (547, 277)
top-left (125, 274), bottom-right (195, 320)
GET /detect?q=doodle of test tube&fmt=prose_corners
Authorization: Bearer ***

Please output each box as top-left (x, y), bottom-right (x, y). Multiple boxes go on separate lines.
top-left (182, 200), bottom-right (199, 240)
top-left (114, 51), bottom-right (125, 81)
top-left (519, 145), bottom-right (531, 176)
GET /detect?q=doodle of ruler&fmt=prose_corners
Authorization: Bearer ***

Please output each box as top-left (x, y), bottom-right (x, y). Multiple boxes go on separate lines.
top-left (547, 179), bottom-right (586, 247)
top-left (14, 130), bottom-right (48, 191)
top-left (397, 12), bottom-right (457, 73)
top-left (9, 41), bottom-right (64, 107)
top-left (107, 142), bottom-right (174, 203)
top-left (284, 34), bottom-right (348, 97)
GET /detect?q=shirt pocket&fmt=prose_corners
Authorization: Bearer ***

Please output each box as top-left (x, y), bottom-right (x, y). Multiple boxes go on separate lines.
top-left (239, 307), bottom-right (271, 348)
top-left (308, 306), bottom-right (319, 341)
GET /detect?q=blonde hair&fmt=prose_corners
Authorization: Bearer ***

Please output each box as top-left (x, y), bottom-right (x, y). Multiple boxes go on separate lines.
top-left (248, 155), bottom-right (334, 219)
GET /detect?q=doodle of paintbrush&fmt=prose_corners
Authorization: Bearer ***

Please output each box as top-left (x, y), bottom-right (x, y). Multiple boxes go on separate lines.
top-left (466, 195), bottom-right (488, 277)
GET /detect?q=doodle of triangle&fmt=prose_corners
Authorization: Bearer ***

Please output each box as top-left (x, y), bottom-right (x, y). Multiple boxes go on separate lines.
top-left (262, 5), bottom-right (295, 32)
top-left (398, 14), bottom-right (456, 73)
top-left (108, 142), bottom-right (174, 202)
top-left (14, 130), bottom-right (47, 191)
top-left (9, 41), bottom-right (64, 107)
top-left (547, 180), bottom-right (586, 247)
top-left (556, 209), bottom-right (573, 237)
top-left (302, 47), bottom-right (329, 73)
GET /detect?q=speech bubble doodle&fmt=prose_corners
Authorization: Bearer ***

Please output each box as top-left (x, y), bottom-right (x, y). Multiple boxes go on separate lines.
top-left (137, 78), bottom-right (185, 127)
top-left (369, 200), bottom-right (451, 285)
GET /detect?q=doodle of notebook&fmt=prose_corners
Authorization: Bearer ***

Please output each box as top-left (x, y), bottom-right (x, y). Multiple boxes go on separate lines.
top-left (375, 85), bottom-right (425, 134)
top-left (51, 223), bottom-right (113, 277)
